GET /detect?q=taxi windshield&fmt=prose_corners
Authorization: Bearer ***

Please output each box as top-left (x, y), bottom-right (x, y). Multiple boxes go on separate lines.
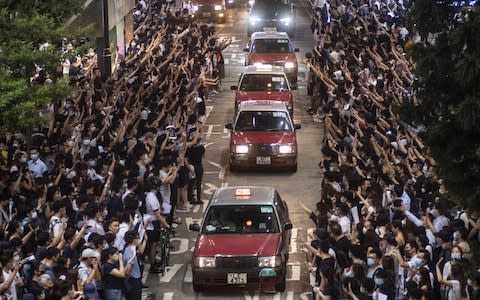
top-left (235, 111), bottom-right (292, 131)
top-left (202, 205), bottom-right (280, 234)
top-left (239, 74), bottom-right (288, 91)
top-left (251, 39), bottom-right (292, 53)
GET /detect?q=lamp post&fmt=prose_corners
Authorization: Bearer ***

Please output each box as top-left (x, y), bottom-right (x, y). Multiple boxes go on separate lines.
top-left (102, 0), bottom-right (111, 76)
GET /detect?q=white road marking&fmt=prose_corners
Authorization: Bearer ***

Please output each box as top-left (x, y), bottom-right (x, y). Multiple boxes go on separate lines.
top-left (204, 142), bottom-right (214, 148)
top-left (208, 161), bottom-right (222, 169)
top-left (289, 228), bottom-right (298, 254)
top-left (219, 166), bottom-right (226, 180)
top-left (192, 204), bottom-right (201, 213)
top-left (287, 291), bottom-right (295, 300)
top-left (203, 182), bottom-right (218, 195)
top-left (206, 125), bottom-right (214, 139)
top-left (184, 264), bottom-right (193, 282)
top-left (221, 182), bottom-right (229, 188)
top-left (205, 106), bottom-right (214, 121)
top-left (287, 262), bottom-right (301, 281)
top-left (162, 292), bottom-right (174, 300)
top-left (160, 264), bottom-right (183, 282)
top-left (170, 238), bottom-right (189, 254)
top-left (231, 53), bottom-right (237, 58)
top-left (243, 292), bottom-right (259, 300)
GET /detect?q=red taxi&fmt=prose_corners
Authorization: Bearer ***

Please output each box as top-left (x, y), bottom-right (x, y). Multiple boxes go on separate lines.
top-left (244, 31), bottom-right (299, 84)
top-left (189, 186), bottom-right (292, 292)
top-left (225, 101), bottom-right (300, 172)
top-left (231, 64), bottom-right (295, 115)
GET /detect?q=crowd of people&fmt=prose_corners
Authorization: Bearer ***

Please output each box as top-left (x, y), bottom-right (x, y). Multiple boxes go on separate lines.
top-left (0, 0), bottom-right (235, 298)
top-left (301, 0), bottom-right (480, 299)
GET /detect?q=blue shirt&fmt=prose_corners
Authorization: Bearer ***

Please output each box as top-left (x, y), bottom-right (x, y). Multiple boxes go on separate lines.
top-left (123, 246), bottom-right (141, 279)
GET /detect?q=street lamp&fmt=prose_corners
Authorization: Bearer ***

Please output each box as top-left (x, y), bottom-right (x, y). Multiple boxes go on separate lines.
top-left (102, 0), bottom-right (111, 76)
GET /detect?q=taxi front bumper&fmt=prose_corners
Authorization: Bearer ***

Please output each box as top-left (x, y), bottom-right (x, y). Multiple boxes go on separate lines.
top-left (192, 266), bottom-right (285, 286)
top-left (230, 153), bottom-right (297, 169)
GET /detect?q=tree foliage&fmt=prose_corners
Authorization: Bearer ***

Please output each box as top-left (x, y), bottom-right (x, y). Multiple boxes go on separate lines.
top-left (406, 7), bottom-right (480, 208)
top-left (0, 0), bottom-right (83, 133)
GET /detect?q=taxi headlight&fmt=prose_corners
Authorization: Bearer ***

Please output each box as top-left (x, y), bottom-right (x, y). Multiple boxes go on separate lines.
top-left (214, 5), bottom-right (222, 10)
top-left (193, 5), bottom-right (199, 11)
top-left (248, 0), bottom-right (255, 5)
top-left (280, 17), bottom-right (292, 23)
top-left (258, 256), bottom-right (281, 267)
top-left (279, 145), bottom-right (294, 154)
top-left (235, 145), bottom-right (249, 154)
top-left (284, 62), bottom-right (295, 69)
top-left (195, 257), bottom-right (216, 268)
top-left (250, 16), bottom-right (261, 23)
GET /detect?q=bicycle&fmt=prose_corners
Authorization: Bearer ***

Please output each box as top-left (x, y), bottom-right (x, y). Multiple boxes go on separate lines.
top-left (157, 228), bottom-right (173, 274)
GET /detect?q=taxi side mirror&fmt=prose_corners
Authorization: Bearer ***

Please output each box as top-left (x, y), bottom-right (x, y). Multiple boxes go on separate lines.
top-left (294, 48), bottom-right (300, 52)
top-left (225, 123), bottom-right (233, 130)
top-left (243, 47), bottom-right (249, 52)
top-left (284, 223), bottom-right (293, 230)
top-left (230, 85), bottom-right (238, 90)
top-left (189, 223), bottom-right (200, 232)
top-left (294, 124), bottom-right (301, 130)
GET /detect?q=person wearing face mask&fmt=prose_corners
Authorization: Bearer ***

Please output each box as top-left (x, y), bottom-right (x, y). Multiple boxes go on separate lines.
top-left (102, 247), bottom-right (130, 300)
top-left (453, 227), bottom-right (471, 259)
top-left (27, 148), bottom-right (48, 179)
top-left (442, 246), bottom-right (464, 288)
top-left (373, 268), bottom-right (395, 299)
top-left (366, 247), bottom-right (383, 279)
top-left (123, 231), bottom-right (145, 300)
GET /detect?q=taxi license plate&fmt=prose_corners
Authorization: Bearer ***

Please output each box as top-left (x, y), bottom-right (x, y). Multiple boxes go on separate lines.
top-left (202, 12), bottom-right (211, 17)
top-left (256, 156), bottom-right (271, 165)
top-left (227, 273), bottom-right (247, 284)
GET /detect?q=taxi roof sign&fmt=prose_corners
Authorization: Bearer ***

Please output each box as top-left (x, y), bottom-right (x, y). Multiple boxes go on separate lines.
top-left (235, 188), bottom-right (251, 196)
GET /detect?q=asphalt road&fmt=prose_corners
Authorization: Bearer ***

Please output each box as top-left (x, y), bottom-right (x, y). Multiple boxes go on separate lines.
top-left (145, 1), bottom-right (324, 298)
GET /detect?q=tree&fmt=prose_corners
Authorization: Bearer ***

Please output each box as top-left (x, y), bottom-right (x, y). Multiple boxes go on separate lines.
top-left (0, 0), bottom-right (83, 134)
top-left (404, 6), bottom-right (480, 209)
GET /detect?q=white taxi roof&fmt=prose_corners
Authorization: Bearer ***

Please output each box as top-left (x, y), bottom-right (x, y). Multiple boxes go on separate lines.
top-left (237, 100), bottom-right (289, 112)
top-left (251, 31), bottom-right (290, 40)
top-left (210, 186), bottom-right (277, 206)
top-left (243, 64), bottom-right (286, 74)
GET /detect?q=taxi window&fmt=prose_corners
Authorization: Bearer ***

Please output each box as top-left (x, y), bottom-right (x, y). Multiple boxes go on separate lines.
top-left (235, 111), bottom-right (292, 131)
top-left (239, 74), bottom-right (288, 91)
top-left (202, 205), bottom-right (280, 234)
top-left (252, 39), bottom-right (292, 53)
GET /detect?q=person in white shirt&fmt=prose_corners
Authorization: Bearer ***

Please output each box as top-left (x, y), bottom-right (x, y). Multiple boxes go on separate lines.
top-left (114, 213), bottom-right (131, 251)
top-left (27, 147), bottom-right (48, 178)
top-left (329, 203), bottom-right (351, 235)
top-left (0, 253), bottom-right (20, 300)
top-left (145, 177), bottom-right (169, 273)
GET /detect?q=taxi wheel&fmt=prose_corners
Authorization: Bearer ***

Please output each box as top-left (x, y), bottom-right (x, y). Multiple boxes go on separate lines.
top-left (290, 164), bottom-right (297, 172)
top-left (275, 265), bottom-right (287, 292)
top-left (192, 281), bottom-right (204, 293)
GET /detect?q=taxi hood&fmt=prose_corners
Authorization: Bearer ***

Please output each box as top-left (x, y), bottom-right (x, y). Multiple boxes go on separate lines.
top-left (247, 53), bottom-right (296, 64)
top-left (194, 233), bottom-right (280, 256)
top-left (236, 91), bottom-right (291, 102)
top-left (231, 131), bottom-right (296, 145)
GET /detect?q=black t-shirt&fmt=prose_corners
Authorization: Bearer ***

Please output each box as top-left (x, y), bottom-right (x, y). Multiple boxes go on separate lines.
top-left (102, 262), bottom-right (124, 290)
top-left (333, 236), bottom-right (351, 256)
top-left (186, 145), bottom-right (205, 164)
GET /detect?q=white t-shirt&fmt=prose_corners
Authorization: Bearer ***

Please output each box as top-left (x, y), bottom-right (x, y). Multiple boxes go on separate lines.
top-left (448, 280), bottom-right (467, 300)
top-left (145, 191), bottom-right (161, 230)
top-left (1, 270), bottom-right (17, 299)
top-left (49, 215), bottom-right (63, 238)
top-left (159, 169), bottom-right (171, 204)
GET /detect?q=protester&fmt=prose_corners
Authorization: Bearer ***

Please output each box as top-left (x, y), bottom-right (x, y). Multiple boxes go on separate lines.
top-left (303, 0), bottom-right (480, 299)
top-left (0, 0), bottom-right (224, 298)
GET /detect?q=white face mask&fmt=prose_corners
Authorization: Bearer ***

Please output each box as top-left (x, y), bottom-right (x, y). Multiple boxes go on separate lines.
top-left (31, 211), bottom-right (38, 219)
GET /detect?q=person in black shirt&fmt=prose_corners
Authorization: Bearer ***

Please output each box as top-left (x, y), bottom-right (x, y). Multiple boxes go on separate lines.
top-left (186, 134), bottom-right (205, 204)
top-left (102, 247), bottom-right (128, 300)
